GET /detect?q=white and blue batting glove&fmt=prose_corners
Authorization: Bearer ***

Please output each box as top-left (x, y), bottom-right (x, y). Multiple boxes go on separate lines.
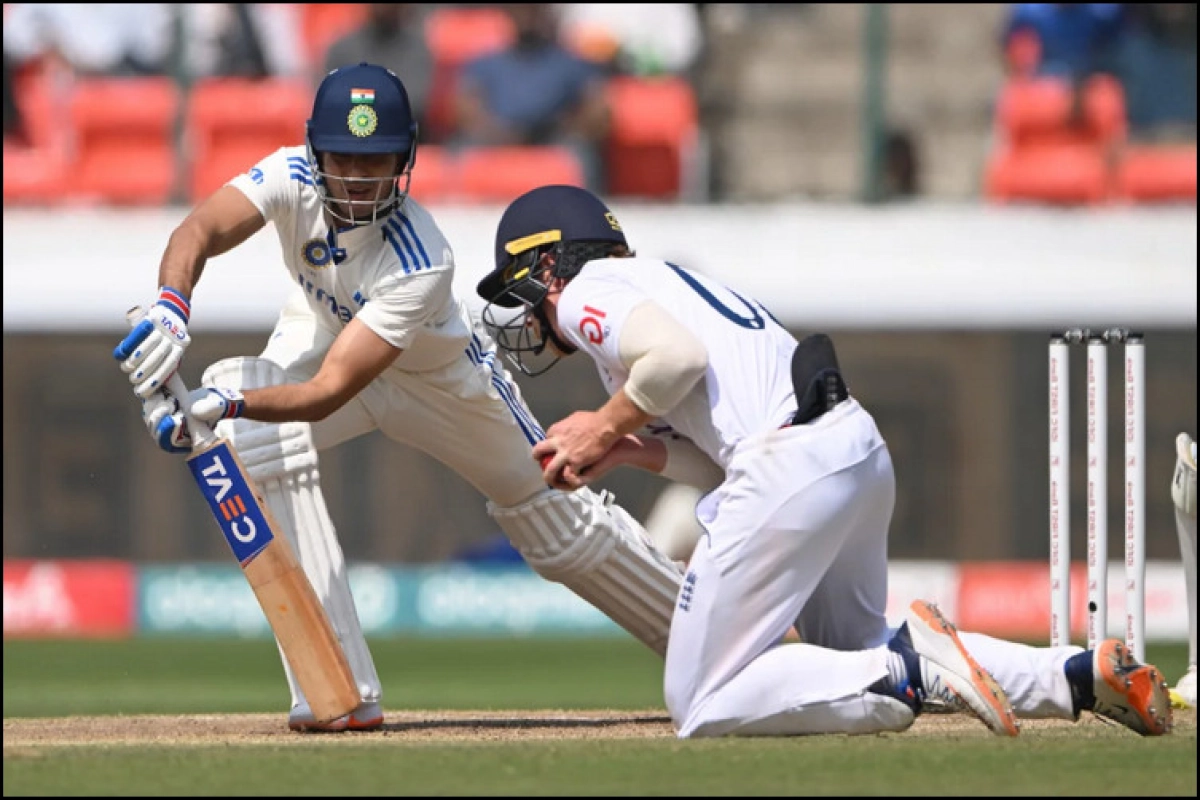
top-left (186, 386), bottom-right (246, 424)
top-left (141, 390), bottom-right (193, 454)
top-left (113, 287), bottom-right (192, 399)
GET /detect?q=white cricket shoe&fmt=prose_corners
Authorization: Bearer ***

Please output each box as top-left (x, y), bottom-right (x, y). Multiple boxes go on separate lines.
top-left (1170, 665), bottom-right (1196, 710)
top-left (288, 700), bottom-right (384, 733)
top-left (1090, 639), bottom-right (1172, 735)
top-left (904, 600), bottom-right (1020, 736)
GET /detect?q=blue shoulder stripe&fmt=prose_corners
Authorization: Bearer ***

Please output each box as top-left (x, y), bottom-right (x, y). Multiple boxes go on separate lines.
top-left (386, 218), bottom-right (424, 273)
top-left (382, 225), bottom-right (413, 274)
top-left (393, 213), bottom-right (431, 269)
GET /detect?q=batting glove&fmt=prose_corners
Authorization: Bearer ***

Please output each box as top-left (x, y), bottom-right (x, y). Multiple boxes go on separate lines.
top-left (141, 390), bottom-right (193, 454)
top-left (186, 386), bottom-right (246, 424)
top-left (114, 287), bottom-right (192, 399)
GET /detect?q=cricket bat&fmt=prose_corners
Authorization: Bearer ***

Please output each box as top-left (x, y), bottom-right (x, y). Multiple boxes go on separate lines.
top-left (126, 308), bottom-right (359, 722)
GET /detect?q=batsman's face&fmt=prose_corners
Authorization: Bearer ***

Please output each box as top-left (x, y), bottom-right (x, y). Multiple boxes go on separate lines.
top-left (322, 152), bottom-right (401, 222)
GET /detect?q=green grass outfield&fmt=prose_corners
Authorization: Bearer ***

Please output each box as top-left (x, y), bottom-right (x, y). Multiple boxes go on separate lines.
top-left (4, 637), bottom-right (1196, 796)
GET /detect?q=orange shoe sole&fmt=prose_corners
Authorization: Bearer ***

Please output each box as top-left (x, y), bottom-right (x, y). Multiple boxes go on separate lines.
top-left (1095, 640), bottom-right (1172, 736)
top-left (910, 600), bottom-right (1020, 737)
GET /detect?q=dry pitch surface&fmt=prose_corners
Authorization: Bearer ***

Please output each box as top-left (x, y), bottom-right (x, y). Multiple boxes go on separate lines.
top-left (5, 708), bottom-right (1195, 747)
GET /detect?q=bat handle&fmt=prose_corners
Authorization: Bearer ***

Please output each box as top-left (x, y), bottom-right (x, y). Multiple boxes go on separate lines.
top-left (165, 371), bottom-right (217, 448)
top-left (126, 305), bottom-right (217, 449)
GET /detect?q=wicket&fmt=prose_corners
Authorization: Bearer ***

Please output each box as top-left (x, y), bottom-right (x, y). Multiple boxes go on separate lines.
top-left (1048, 328), bottom-right (1145, 661)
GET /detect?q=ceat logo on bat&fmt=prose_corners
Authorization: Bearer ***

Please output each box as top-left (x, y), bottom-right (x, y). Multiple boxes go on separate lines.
top-left (579, 305), bottom-right (608, 345)
top-left (188, 445), bottom-right (275, 564)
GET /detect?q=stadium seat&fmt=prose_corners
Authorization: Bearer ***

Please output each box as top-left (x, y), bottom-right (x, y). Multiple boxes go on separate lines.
top-left (3, 139), bottom-right (68, 205)
top-left (1114, 144), bottom-right (1197, 203)
top-left (985, 75), bottom-right (1126, 205)
top-left (69, 77), bottom-right (180, 205)
top-left (300, 3), bottom-right (369, 70)
top-left (984, 142), bottom-right (1109, 205)
top-left (424, 7), bottom-right (515, 67)
top-left (3, 64), bottom-right (69, 205)
top-left (407, 145), bottom-right (455, 204)
top-left (994, 74), bottom-right (1126, 149)
top-left (423, 7), bottom-right (516, 142)
top-left (186, 78), bottom-right (311, 201)
top-left (604, 76), bottom-right (699, 199)
top-left (457, 146), bottom-right (585, 203)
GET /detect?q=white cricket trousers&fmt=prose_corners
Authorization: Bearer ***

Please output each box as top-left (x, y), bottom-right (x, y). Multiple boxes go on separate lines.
top-left (664, 399), bottom-right (909, 738)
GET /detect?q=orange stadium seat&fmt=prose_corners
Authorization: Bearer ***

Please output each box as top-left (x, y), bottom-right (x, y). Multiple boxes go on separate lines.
top-left (984, 142), bottom-right (1109, 205)
top-left (604, 76), bottom-right (699, 199)
top-left (984, 75), bottom-right (1126, 205)
top-left (3, 64), bottom-right (69, 205)
top-left (1114, 144), bottom-right (1197, 203)
top-left (301, 3), bottom-right (369, 71)
top-left (423, 7), bottom-right (516, 142)
top-left (424, 7), bottom-right (515, 68)
top-left (3, 139), bottom-right (68, 205)
top-left (457, 146), bottom-right (585, 203)
top-left (186, 78), bottom-right (311, 201)
top-left (69, 77), bottom-right (180, 204)
top-left (406, 145), bottom-right (455, 204)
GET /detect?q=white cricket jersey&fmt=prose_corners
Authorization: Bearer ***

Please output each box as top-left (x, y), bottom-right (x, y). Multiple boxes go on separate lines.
top-left (228, 146), bottom-right (470, 373)
top-left (555, 257), bottom-right (799, 467)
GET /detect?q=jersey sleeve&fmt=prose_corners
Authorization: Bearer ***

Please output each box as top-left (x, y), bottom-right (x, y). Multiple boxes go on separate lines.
top-left (556, 270), bottom-right (649, 372)
top-left (355, 269), bottom-right (453, 351)
top-left (226, 147), bottom-right (303, 224)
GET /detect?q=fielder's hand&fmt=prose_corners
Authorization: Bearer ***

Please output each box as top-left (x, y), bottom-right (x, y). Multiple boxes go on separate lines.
top-left (114, 288), bottom-right (192, 398)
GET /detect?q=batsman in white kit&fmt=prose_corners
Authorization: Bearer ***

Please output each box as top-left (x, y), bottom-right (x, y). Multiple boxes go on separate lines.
top-left (1170, 432), bottom-right (1197, 709)
top-left (476, 184), bottom-right (1174, 738)
top-left (112, 63), bottom-right (683, 732)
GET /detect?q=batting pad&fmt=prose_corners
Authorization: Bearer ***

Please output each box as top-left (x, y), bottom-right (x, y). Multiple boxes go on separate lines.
top-left (205, 357), bottom-right (380, 708)
top-left (490, 487), bottom-right (684, 656)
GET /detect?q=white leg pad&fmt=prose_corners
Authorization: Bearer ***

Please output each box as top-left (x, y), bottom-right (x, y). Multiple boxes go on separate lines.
top-left (203, 357), bottom-right (381, 708)
top-left (490, 487), bottom-right (683, 656)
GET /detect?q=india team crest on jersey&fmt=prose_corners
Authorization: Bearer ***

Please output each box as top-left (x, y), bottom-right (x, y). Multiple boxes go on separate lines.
top-left (348, 105), bottom-right (378, 137)
top-left (302, 238), bottom-right (333, 268)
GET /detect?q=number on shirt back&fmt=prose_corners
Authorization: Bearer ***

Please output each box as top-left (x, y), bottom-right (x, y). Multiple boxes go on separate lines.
top-left (666, 263), bottom-right (781, 330)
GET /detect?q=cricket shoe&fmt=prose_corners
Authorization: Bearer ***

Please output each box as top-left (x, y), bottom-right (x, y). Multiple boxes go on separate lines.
top-left (1170, 665), bottom-right (1196, 710)
top-left (1089, 639), bottom-right (1172, 735)
top-left (288, 700), bottom-right (384, 733)
top-left (904, 600), bottom-right (1020, 736)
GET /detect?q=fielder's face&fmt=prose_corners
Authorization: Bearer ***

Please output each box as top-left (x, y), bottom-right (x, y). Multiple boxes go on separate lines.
top-left (321, 152), bottom-right (402, 224)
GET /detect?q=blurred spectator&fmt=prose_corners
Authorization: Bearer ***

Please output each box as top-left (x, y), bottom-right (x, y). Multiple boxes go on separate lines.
top-left (558, 3), bottom-right (705, 80)
top-left (1116, 4), bottom-right (1197, 140)
top-left (1001, 4), bottom-right (1126, 130)
top-left (322, 4), bottom-right (434, 137)
top-left (3, 3), bottom-right (172, 77)
top-left (880, 128), bottom-right (920, 201)
top-left (179, 4), bottom-right (305, 81)
top-left (1002, 4), bottom-right (1125, 81)
top-left (453, 3), bottom-right (610, 191)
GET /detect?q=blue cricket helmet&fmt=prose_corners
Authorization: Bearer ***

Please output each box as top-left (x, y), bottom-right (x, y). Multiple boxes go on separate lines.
top-left (308, 62), bottom-right (417, 154)
top-left (476, 184), bottom-right (628, 308)
top-left (306, 62), bottom-right (419, 226)
top-left (476, 185), bottom-right (631, 378)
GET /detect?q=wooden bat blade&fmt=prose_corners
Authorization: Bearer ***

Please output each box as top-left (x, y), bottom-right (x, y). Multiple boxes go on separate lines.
top-left (185, 438), bottom-right (359, 723)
